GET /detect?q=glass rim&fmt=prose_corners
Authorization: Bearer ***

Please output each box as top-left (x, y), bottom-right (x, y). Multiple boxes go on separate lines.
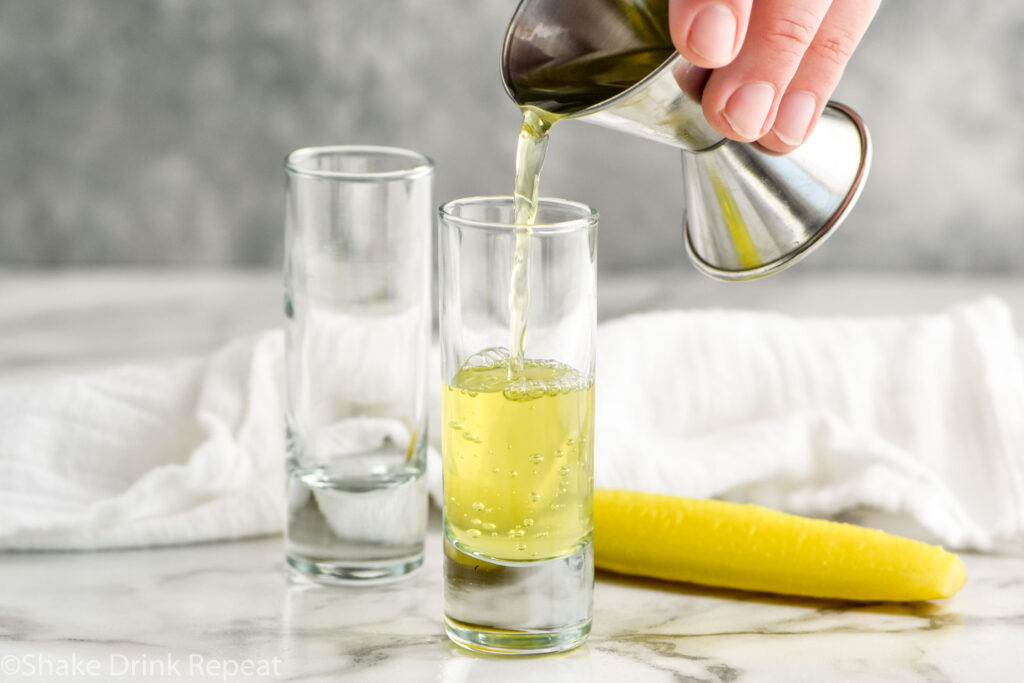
top-left (284, 145), bottom-right (434, 182)
top-left (439, 196), bottom-right (599, 234)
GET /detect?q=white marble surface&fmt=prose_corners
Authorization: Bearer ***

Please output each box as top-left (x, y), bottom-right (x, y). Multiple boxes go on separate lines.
top-left (1, 523), bottom-right (1023, 683)
top-left (2, 268), bottom-right (1024, 682)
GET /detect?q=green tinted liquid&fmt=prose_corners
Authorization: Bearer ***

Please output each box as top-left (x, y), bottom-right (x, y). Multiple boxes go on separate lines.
top-left (507, 1), bottom-right (673, 368)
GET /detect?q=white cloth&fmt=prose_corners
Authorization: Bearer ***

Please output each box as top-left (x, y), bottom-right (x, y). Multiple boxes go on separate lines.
top-left (0, 334), bottom-right (286, 550)
top-left (1, 299), bottom-right (1022, 552)
top-left (591, 299), bottom-right (1024, 553)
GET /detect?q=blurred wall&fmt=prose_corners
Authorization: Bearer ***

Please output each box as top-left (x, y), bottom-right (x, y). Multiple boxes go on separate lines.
top-left (0, 0), bottom-right (1022, 271)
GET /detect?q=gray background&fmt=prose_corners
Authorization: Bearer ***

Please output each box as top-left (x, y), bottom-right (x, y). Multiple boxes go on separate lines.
top-left (1, 0), bottom-right (1022, 271)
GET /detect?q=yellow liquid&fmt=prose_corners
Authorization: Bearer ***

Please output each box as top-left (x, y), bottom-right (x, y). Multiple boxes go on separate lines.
top-left (508, 106), bottom-right (562, 376)
top-left (443, 352), bottom-right (594, 562)
top-left (507, 0), bottom-right (673, 115)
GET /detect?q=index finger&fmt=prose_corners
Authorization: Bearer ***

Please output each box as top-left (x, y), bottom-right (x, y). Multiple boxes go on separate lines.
top-left (669, 0), bottom-right (753, 68)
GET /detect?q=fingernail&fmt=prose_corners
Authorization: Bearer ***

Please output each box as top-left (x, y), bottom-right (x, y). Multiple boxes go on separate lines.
top-left (723, 82), bottom-right (776, 140)
top-left (687, 3), bottom-right (738, 64)
top-left (772, 91), bottom-right (817, 146)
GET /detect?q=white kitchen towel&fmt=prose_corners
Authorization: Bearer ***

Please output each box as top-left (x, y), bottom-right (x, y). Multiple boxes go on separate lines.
top-left (1, 299), bottom-right (1022, 552)
top-left (0, 334), bottom-right (286, 550)
top-left (590, 299), bottom-right (1024, 552)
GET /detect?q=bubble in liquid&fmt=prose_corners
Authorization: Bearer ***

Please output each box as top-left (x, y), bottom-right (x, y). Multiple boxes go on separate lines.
top-left (515, 543), bottom-right (528, 551)
top-left (471, 501), bottom-right (485, 512)
top-left (482, 522), bottom-right (497, 531)
top-left (532, 469), bottom-right (541, 476)
top-left (491, 532), bottom-right (498, 537)
top-left (536, 531), bottom-right (549, 538)
top-left (467, 529), bottom-right (481, 538)
top-left (470, 518), bottom-right (481, 526)
top-left (555, 449), bottom-right (566, 458)
top-left (528, 492), bottom-right (541, 503)
top-left (505, 388), bottom-right (522, 402)
top-left (463, 432), bottom-right (484, 444)
top-left (448, 496), bottom-right (456, 503)
top-left (551, 503), bottom-right (564, 511)
top-left (559, 466), bottom-right (571, 476)
top-left (511, 471), bottom-right (519, 479)
top-left (448, 421), bottom-right (465, 430)
top-left (523, 518), bottom-right (535, 527)
top-left (492, 467), bottom-right (501, 474)
top-left (529, 453), bottom-right (544, 464)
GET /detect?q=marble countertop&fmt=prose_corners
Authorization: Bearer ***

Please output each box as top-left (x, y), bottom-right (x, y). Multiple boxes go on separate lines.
top-left (3, 268), bottom-right (1024, 682)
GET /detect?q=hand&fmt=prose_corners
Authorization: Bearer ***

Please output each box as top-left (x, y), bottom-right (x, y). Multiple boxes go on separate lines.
top-left (669, 0), bottom-right (880, 152)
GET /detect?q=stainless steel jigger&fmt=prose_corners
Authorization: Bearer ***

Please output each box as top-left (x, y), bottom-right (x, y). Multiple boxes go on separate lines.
top-left (502, 0), bottom-right (871, 281)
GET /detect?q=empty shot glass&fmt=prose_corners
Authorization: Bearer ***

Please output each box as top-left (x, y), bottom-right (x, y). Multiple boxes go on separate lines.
top-left (438, 196), bottom-right (598, 654)
top-left (283, 146), bottom-right (433, 583)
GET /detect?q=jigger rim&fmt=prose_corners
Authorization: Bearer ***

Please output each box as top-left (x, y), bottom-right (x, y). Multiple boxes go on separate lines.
top-left (500, 0), bottom-right (678, 118)
top-left (684, 102), bottom-right (872, 282)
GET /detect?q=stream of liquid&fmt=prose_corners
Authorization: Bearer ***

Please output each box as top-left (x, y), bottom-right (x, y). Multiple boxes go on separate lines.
top-left (506, 26), bottom-right (673, 371)
top-left (508, 106), bottom-right (560, 376)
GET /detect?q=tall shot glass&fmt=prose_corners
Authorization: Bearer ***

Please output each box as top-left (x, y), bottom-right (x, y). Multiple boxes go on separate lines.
top-left (438, 196), bottom-right (598, 654)
top-left (284, 146), bottom-right (432, 583)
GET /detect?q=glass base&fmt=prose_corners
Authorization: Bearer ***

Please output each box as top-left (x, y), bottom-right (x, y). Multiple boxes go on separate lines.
top-left (286, 553), bottom-right (423, 585)
top-left (443, 536), bottom-right (593, 655)
top-left (285, 454), bottom-right (427, 585)
top-left (445, 615), bottom-right (591, 656)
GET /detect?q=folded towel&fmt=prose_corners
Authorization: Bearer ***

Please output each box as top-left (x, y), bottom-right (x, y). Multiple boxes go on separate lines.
top-left (1, 300), bottom-right (1022, 552)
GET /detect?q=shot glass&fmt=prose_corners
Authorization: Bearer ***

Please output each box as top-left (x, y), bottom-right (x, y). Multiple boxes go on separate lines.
top-left (438, 196), bottom-right (598, 654)
top-left (283, 146), bottom-right (432, 583)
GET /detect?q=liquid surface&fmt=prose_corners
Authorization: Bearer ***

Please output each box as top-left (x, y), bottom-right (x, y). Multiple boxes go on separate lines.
top-left (442, 349), bottom-right (594, 562)
top-left (509, 46), bottom-right (674, 115)
top-left (507, 0), bottom-right (673, 115)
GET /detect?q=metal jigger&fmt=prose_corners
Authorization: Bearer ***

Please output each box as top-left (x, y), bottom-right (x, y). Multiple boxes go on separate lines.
top-left (501, 0), bottom-right (871, 281)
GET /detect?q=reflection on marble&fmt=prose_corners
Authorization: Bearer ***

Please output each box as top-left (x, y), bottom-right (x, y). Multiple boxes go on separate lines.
top-left (3, 269), bottom-right (1024, 681)
top-left (1, 513), bottom-right (1023, 682)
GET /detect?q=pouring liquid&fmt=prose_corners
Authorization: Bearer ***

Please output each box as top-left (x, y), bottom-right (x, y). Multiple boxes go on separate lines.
top-left (507, 32), bottom-right (673, 371)
top-left (443, 17), bottom-right (674, 563)
top-left (439, 10), bottom-right (676, 651)
top-left (508, 106), bottom-right (560, 377)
